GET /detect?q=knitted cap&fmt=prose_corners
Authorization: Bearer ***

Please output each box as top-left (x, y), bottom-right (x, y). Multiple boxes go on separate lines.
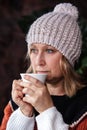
top-left (26, 3), bottom-right (82, 66)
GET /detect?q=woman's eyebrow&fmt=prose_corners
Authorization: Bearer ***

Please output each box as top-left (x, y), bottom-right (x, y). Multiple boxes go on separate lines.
top-left (30, 44), bottom-right (36, 48)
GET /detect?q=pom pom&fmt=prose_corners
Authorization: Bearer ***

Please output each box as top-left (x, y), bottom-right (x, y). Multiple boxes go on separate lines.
top-left (53, 3), bottom-right (78, 20)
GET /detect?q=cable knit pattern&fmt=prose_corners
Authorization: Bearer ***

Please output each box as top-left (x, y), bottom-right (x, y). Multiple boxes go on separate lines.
top-left (26, 3), bottom-right (82, 66)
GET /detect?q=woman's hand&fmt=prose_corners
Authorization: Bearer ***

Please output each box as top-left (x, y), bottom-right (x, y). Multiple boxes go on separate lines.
top-left (12, 80), bottom-right (33, 117)
top-left (21, 75), bottom-right (54, 113)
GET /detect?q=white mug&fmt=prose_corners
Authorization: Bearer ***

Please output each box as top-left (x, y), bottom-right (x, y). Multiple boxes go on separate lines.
top-left (20, 73), bottom-right (47, 83)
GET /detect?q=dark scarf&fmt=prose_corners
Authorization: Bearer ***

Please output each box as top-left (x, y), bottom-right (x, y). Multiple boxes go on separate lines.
top-left (52, 87), bottom-right (87, 124)
top-left (11, 86), bottom-right (87, 125)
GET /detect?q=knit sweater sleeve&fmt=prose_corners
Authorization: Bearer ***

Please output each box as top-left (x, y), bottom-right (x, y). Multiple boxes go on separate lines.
top-left (36, 106), bottom-right (69, 130)
top-left (6, 108), bottom-right (35, 130)
top-left (6, 106), bottom-right (69, 130)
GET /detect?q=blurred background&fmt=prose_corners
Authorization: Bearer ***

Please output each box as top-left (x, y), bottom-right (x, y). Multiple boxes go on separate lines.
top-left (0, 0), bottom-right (87, 123)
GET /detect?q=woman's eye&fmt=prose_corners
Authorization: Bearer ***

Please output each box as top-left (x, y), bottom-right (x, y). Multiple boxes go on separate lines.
top-left (30, 48), bottom-right (38, 53)
top-left (46, 49), bottom-right (54, 53)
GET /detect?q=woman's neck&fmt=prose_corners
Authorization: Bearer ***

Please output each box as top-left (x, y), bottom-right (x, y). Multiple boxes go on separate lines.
top-left (46, 81), bottom-right (65, 96)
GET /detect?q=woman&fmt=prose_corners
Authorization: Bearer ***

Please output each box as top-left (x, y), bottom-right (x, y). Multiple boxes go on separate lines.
top-left (1, 3), bottom-right (87, 130)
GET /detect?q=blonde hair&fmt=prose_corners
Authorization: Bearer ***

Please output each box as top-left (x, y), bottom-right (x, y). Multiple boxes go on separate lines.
top-left (60, 56), bottom-right (85, 97)
top-left (25, 53), bottom-right (32, 73)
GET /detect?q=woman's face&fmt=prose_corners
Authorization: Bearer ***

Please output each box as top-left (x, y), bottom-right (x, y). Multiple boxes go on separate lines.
top-left (29, 43), bottom-right (63, 84)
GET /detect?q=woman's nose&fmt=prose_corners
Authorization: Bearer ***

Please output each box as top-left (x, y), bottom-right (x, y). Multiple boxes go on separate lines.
top-left (36, 52), bottom-right (45, 66)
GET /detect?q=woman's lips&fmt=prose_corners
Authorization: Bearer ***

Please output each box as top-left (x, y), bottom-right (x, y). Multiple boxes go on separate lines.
top-left (36, 71), bottom-right (48, 74)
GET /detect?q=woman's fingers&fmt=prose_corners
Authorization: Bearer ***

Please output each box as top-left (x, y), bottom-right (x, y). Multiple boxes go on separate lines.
top-left (12, 76), bottom-right (53, 113)
top-left (22, 83), bottom-right (53, 113)
top-left (12, 80), bottom-right (23, 89)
